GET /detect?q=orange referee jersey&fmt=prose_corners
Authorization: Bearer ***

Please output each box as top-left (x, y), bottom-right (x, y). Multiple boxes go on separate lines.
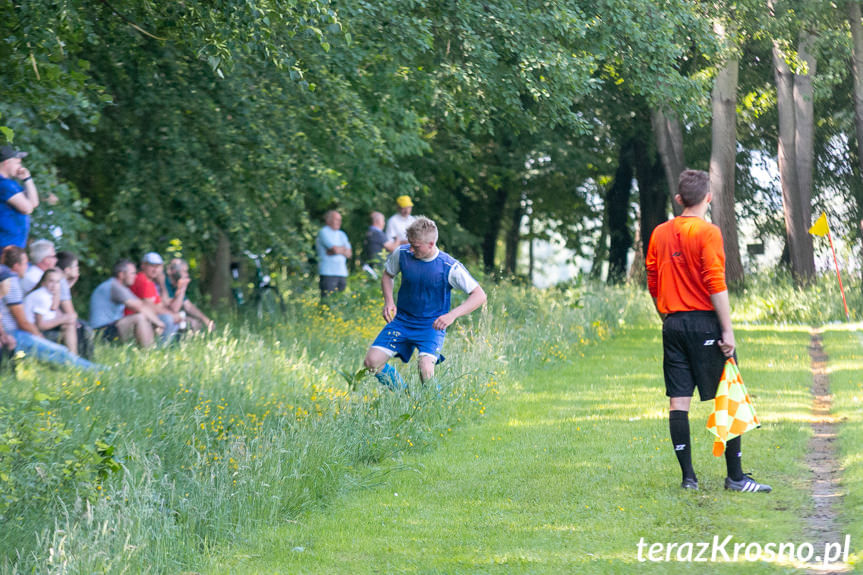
top-left (645, 216), bottom-right (727, 314)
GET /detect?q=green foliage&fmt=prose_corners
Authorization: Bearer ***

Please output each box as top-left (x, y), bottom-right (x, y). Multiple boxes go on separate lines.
top-left (733, 272), bottom-right (863, 324)
top-left (0, 387), bottom-right (121, 524)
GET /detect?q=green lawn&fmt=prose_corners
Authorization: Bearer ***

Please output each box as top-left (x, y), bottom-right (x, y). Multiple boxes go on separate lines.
top-left (209, 325), bottom-right (823, 574)
top-left (821, 325), bottom-right (863, 571)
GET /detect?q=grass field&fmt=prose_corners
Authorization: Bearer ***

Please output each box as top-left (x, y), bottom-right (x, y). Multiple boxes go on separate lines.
top-left (2, 277), bottom-right (861, 573)
top-left (0, 280), bottom-right (647, 573)
top-left (821, 326), bottom-right (863, 571)
top-left (208, 325), bottom-right (824, 574)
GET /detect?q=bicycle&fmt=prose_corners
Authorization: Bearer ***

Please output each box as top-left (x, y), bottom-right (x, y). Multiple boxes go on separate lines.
top-left (231, 249), bottom-right (286, 320)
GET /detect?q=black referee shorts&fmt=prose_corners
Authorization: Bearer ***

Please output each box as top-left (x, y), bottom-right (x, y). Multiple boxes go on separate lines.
top-left (662, 310), bottom-right (734, 401)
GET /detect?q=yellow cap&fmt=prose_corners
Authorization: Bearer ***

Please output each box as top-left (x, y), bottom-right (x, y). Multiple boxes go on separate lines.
top-left (396, 195), bottom-right (414, 208)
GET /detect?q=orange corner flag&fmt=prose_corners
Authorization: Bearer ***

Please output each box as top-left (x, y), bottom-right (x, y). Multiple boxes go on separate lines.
top-left (707, 359), bottom-right (761, 456)
top-left (809, 212), bottom-right (829, 236)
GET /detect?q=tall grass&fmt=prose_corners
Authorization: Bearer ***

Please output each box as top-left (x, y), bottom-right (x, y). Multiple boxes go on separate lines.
top-left (0, 279), bottom-right (654, 573)
top-left (733, 271), bottom-right (863, 325)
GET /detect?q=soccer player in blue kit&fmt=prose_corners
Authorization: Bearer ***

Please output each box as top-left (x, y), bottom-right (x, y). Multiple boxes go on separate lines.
top-left (363, 216), bottom-right (487, 388)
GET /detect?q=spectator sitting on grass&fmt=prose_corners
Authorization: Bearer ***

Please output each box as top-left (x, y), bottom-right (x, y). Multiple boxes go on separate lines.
top-left (0, 265), bottom-right (17, 356)
top-left (128, 252), bottom-right (180, 342)
top-left (56, 250), bottom-right (80, 288)
top-left (90, 259), bottom-right (164, 348)
top-left (161, 258), bottom-right (214, 333)
top-left (55, 250), bottom-right (95, 359)
top-left (21, 241), bottom-right (93, 358)
top-left (0, 246), bottom-right (99, 370)
top-left (23, 268), bottom-right (78, 351)
top-left (20, 239), bottom-right (58, 293)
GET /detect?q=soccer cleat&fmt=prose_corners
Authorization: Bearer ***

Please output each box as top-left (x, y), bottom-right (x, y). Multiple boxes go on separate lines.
top-left (375, 363), bottom-right (406, 391)
top-left (725, 473), bottom-right (772, 493)
top-left (681, 477), bottom-right (699, 490)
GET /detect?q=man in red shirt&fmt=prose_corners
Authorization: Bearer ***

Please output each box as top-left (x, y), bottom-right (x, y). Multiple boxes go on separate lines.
top-left (646, 169), bottom-right (770, 493)
top-left (128, 252), bottom-right (181, 342)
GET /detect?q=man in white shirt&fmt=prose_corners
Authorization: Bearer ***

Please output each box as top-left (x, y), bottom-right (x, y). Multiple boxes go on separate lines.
top-left (385, 195), bottom-right (416, 247)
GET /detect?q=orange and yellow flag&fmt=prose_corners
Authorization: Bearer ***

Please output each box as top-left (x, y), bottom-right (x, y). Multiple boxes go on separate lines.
top-left (809, 212), bottom-right (829, 236)
top-left (706, 359), bottom-right (761, 456)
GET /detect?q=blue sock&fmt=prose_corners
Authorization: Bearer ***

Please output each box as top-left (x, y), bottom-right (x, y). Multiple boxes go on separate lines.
top-left (375, 363), bottom-right (405, 390)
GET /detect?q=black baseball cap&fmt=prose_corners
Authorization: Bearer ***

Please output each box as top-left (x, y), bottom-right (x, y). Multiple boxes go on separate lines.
top-left (0, 145), bottom-right (27, 162)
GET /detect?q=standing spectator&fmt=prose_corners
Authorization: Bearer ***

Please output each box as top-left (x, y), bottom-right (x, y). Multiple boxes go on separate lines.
top-left (90, 259), bottom-right (164, 347)
top-left (162, 258), bottom-right (215, 333)
top-left (20, 240), bottom-right (93, 358)
top-left (315, 210), bottom-right (352, 298)
top-left (55, 250), bottom-right (95, 359)
top-left (127, 252), bottom-right (180, 342)
top-left (0, 246), bottom-right (99, 370)
top-left (385, 195), bottom-right (416, 247)
top-left (362, 212), bottom-right (398, 278)
top-left (0, 145), bottom-right (56, 249)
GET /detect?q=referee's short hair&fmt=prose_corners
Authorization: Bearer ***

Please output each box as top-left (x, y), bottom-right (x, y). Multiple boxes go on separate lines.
top-left (407, 216), bottom-right (438, 243)
top-left (677, 169), bottom-right (710, 207)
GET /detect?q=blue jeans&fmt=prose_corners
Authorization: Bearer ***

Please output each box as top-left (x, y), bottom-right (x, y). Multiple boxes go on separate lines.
top-left (158, 313), bottom-right (178, 344)
top-left (11, 330), bottom-right (101, 371)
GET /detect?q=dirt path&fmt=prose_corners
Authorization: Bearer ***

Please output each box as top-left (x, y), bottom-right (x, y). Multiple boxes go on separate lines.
top-left (805, 331), bottom-right (850, 574)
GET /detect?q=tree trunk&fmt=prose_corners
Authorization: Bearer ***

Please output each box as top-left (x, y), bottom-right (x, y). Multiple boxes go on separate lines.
top-left (503, 193), bottom-right (525, 276)
top-left (207, 231), bottom-right (232, 308)
top-left (772, 37), bottom-right (816, 284)
top-left (634, 132), bottom-right (667, 259)
top-left (709, 20), bottom-right (745, 286)
top-left (849, 1), bottom-right (863, 178)
top-left (607, 141), bottom-right (635, 284)
top-left (651, 108), bottom-right (686, 216)
top-left (590, 209), bottom-right (608, 280)
top-left (481, 184), bottom-right (510, 274)
top-left (795, 31), bottom-right (817, 235)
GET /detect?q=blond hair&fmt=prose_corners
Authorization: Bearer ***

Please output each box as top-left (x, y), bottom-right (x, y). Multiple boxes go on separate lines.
top-left (406, 216), bottom-right (438, 243)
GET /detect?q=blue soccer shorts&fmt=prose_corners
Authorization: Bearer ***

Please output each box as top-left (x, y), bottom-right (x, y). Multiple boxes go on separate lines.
top-left (371, 318), bottom-right (446, 364)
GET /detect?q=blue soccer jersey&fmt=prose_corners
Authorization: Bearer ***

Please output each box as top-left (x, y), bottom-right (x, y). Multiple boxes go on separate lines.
top-left (371, 246), bottom-right (478, 363)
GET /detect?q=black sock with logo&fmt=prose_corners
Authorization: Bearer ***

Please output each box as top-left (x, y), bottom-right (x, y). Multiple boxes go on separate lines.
top-left (669, 410), bottom-right (696, 481)
top-left (725, 436), bottom-right (744, 481)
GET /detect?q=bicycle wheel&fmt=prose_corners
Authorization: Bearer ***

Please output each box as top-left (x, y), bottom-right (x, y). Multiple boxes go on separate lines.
top-left (255, 286), bottom-right (285, 320)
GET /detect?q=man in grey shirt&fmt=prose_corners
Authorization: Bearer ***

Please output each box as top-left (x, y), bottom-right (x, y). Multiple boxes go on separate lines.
top-left (90, 259), bottom-right (164, 347)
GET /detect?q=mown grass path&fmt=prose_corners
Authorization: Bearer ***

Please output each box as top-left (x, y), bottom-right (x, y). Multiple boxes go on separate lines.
top-left (211, 325), bottom-right (844, 574)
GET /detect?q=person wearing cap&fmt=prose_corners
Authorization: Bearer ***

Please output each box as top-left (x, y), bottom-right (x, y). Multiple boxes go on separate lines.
top-left (385, 195), bottom-right (416, 248)
top-left (316, 210), bottom-right (352, 299)
top-left (90, 259), bottom-right (165, 347)
top-left (0, 246), bottom-right (100, 370)
top-left (0, 145), bottom-right (56, 249)
top-left (127, 252), bottom-right (181, 342)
